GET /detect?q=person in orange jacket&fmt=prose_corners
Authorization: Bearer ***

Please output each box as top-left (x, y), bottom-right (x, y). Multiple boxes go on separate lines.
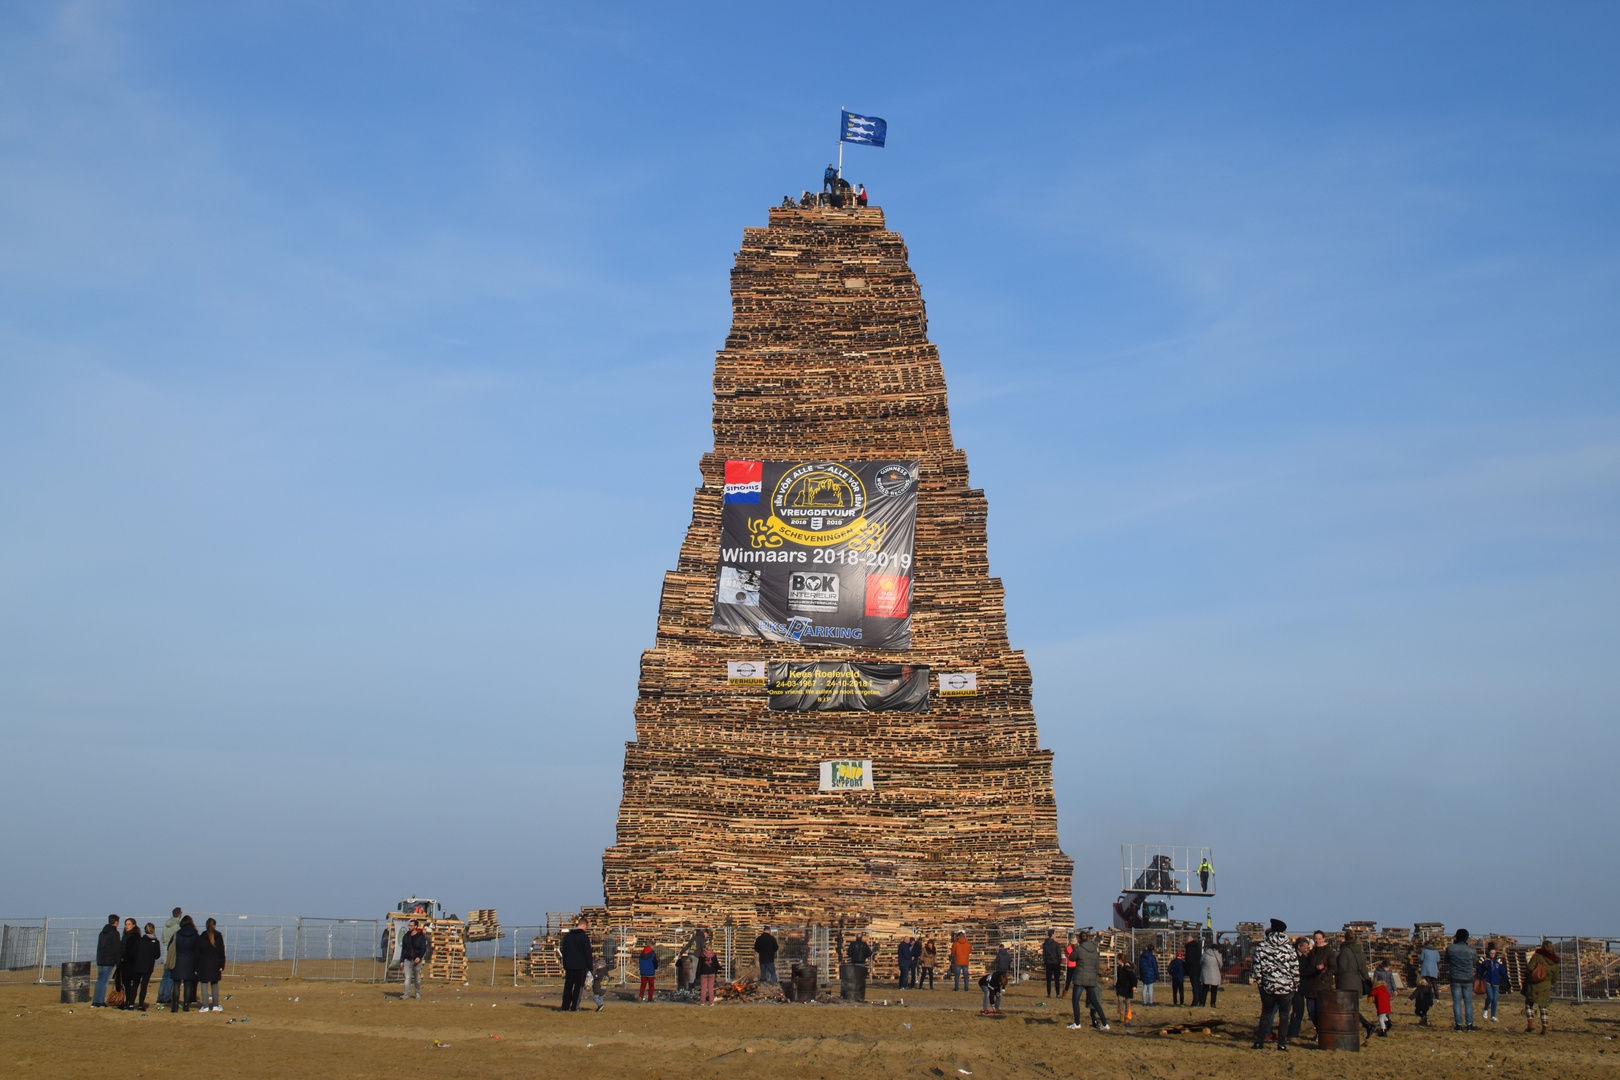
top-left (950, 933), bottom-right (974, 991)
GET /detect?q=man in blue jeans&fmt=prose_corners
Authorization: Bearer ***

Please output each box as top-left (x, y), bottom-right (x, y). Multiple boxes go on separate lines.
top-left (93, 915), bottom-right (120, 1006)
top-left (155, 908), bottom-right (182, 1004)
top-left (1445, 928), bottom-right (1479, 1031)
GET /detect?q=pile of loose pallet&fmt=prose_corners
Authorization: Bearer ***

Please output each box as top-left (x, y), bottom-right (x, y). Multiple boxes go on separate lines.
top-left (600, 201), bottom-right (1073, 930)
top-left (464, 909), bottom-right (501, 943)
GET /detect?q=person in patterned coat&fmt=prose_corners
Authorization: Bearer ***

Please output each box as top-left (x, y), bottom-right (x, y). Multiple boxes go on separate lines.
top-left (1252, 919), bottom-right (1301, 1051)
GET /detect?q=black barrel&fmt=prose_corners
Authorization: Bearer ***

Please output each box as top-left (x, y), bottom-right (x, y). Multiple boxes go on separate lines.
top-left (60, 960), bottom-right (91, 1004)
top-left (792, 964), bottom-right (818, 1001)
top-left (1316, 990), bottom-right (1362, 1051)
top-left (839, 962), bottom-right (867, 1002)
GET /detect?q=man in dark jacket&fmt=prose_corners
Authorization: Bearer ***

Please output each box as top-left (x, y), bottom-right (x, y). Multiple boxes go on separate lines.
top-left (1185, 937), bottom-right (1204, 1007)
top-left (94, 915), bottom-right (120, 1006)
top-left (560, 922), bottom-right (594, 1012)
top-left (1252, 919), bottom-right (1300, 1051)
top-left (1300, 930), bottom-right (1334, 1032)
top-left (754, 929), bottom-right (779, 988)
top-left (1445, 928), bottom-right (1479, 1032)
top-left (847, 933), bottom-right (873, 968)
top-left (1042, 930), bottom-right (1064, 997)
top-left (897, 935), bottom-right (914, 989)
top-left (399, 921), bottom-right (430, 1000)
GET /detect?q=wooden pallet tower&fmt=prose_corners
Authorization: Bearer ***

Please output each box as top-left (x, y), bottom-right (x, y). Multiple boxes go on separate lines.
top-left (600, 201), bottom-right (1074, 929)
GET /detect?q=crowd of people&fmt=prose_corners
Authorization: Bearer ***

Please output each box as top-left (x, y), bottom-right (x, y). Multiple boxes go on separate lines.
top-left (825, 921), bottom-right (1567, 1043)
top-left (82, 905), bottom-right (1572, 1042)
top-left (1246, 919), bottom-right (1562, 1049)
top-left (778, 167), bottom-right (868, 210)
top-left (90, 908), bottom-right (226, 1014)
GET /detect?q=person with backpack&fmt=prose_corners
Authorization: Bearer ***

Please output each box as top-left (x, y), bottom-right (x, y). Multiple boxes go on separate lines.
top-left (1523, 940), bottom-right (1559, 1034)
top-left (1137, 945), bottom-right (1159, 1005)
top-left (156, 908), bottom-right (182, 1005)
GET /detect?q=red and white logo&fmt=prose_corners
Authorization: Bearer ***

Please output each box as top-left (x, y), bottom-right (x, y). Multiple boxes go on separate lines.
top-left (864, 575), bottom-right (910, 618)
top-left (723, 460), bottom-right (762, 503)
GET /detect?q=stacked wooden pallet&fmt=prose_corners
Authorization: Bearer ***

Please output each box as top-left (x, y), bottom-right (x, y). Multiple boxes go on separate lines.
top-left (600, 200), bottom-right (1073, 929)
top-left (425, 920), bottom-right (466, 982)
top-left (526, 933), bottom-right (563, 978)
top-left (464, 909), bottom-right (500, 943)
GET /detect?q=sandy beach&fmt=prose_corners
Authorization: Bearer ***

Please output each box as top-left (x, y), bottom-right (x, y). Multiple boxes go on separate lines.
top-left (6, 972), bottom-right (1616, 1079)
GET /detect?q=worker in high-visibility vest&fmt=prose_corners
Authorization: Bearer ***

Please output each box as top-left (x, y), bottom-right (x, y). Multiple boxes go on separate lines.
top-left (1198, 858), bottom-right (1213, 892)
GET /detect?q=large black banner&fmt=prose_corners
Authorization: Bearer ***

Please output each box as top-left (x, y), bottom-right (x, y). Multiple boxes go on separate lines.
top-left (710, 459), bottom-right (919, 649)
top-left (766, 661), bottom-right (931, 713)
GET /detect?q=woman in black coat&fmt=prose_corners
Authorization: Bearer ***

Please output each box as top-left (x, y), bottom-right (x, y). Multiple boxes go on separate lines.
top-left (169, 915), bottom-right (200, 1013)
top-left (117, 918), bottom-right (141, 1009)
top-left (127, 923), bottom-right (162, 1011)
top-left (195, 918), bottom-right (227, 1011)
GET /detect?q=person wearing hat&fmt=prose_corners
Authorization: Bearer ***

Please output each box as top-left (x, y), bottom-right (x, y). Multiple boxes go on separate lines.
top-left (1252, 918), bottom-right (1300, 1051)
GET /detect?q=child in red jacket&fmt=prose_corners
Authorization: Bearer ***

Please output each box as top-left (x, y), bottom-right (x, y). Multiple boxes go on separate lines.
top-left (1370, 981), bottom-right (1393, 1036)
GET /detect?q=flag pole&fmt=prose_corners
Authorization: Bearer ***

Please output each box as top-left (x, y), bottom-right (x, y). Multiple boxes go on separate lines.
top-left (837, 107), bottom-right (844, 179)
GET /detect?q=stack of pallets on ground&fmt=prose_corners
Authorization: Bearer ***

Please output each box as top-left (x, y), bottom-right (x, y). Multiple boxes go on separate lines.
top-left (1411, 923), bottom-right (1448, 981)
top-left (1370, 926), bottom-right (1411, 985)
top-left (525, 933), bottom-right (563, 978)
top-left (425, 919), bottom-right (467, 982)
top-left (598, 200), bottom-right (1074, 932)
top-left (464, 909), bottom-right (501, 943)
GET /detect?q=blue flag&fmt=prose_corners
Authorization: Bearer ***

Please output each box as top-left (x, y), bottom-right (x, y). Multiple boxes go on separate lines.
top-left (840, 110), bottom-right (887, 148)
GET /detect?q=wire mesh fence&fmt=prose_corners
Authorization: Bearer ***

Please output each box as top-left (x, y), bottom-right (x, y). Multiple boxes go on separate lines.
top-left (3, 916), bottom-right (1612, 1000)
top-left (0, 915), bottom-right (382, 985)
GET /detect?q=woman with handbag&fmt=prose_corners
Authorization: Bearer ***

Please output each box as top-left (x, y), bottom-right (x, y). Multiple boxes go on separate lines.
top-left (1477, 943), bottom-right (1508, 1022)
top-left (195, 918), bottom-right (227, 1011)
top-left (1523, 941), bottom-right (1559, 1034)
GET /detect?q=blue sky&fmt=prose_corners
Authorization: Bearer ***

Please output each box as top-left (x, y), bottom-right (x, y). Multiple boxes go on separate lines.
top-left (2, 2), bottom-right (1616, 934)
